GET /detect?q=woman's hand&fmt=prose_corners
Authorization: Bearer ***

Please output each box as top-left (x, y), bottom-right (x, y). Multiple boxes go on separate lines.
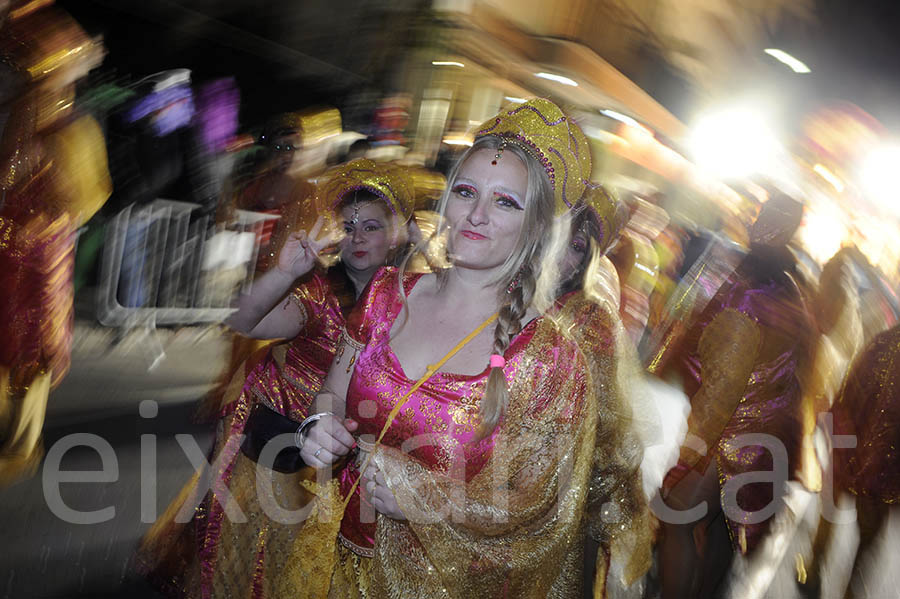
top-left (300, 413), bottom-right (358, 468)
top-left (362, 463), bottom-right (406, 520)
top-left (276, 216), bottom-right (341, 278)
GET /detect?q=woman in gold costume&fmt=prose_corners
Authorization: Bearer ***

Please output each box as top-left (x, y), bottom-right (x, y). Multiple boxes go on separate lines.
top-left (0, 0), bottom-right (111, 484)
top-left (281, 98), bottom-right (651, 598)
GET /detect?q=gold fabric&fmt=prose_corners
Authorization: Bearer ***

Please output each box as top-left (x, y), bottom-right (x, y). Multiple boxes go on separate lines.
top-left (43, 115), bottom-right (112, 227)
top-left (374, 297), bottom-right (647, 597)
top-left (254, 295), bottom-right (650, 598)
top-left (475, 98), bottom-right (591, 215)
top-left (678, 308), bottom-right (761, 470)
top-left (211, 454), bottom-right (318, 597)
top-left (0, 368), bottom-right (50, 484)
top-left (3, 4), bottom-right (99, 83)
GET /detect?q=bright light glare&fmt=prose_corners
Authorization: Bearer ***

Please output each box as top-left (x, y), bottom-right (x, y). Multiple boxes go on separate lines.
top-left (535, 72), bottom-right (578, 86)
top-left (601, 109), bottom-right (640, 128)
top-left (764, 49), bottom-right (811, 74)
top-left (432, 61), bottom-right (464, 68)
top-left (860, 144), bottom-right (900, 215)
top-left (812, 164), bottom-right (844, 192)
top-left (799, 208), bottom-right (845, 264)
top-left (689, 107), bottom-right (781, 179)
top-left (442, 138), bottom-right (473, 146)
top-left (504, 96), bottom-right (526, 104)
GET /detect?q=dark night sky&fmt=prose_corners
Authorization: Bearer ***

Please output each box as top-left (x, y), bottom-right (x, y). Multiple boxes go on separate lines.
top-left (56, 0), bottom-right (900, 134)
top-left (767, 0), bottom-right (900, 130)
top-left (57, 0), bottom-right (388, 128)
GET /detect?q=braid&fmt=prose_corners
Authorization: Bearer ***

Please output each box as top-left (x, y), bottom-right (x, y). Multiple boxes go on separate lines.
top-left (475, 263), bottom-right (536, 440)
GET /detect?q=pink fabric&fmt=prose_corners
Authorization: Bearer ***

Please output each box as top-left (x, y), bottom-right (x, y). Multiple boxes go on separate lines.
top-left (337, 267), bottom-right (543, 554)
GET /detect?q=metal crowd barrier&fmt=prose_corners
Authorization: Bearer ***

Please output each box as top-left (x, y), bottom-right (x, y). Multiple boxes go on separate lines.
top-left (97, 199), bottom-right (279, 328)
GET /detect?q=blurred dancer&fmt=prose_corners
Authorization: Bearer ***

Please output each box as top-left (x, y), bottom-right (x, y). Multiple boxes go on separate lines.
top-left (651, 194), bottom-right (817, 598)
top-left (562, 185), bottom-right (689, 596)
top-left (0, 1), bottom-right (110, 484)
top-left (135, 159), bottom-right (415, 598)
top-left (558, 184), bottom-right (627, 310)
top-left (197, 113), bottom-right (318, 420)
top-left (802, 324), bottom-right (900, 599)
top-left (235, 114), bottom-right (316, 263)
top-left (803, 248), bottom-right (864, 418)
top-left (609, 195), bottom-right (669, 347)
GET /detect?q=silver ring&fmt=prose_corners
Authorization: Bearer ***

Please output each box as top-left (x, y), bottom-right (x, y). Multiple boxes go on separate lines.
top-left (314, 447), bottom-right (324, 459)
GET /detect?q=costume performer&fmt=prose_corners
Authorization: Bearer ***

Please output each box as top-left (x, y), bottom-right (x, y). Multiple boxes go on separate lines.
top-left (802, 324), bottom-right (900, 599)
top-left (651, 194), bottom-right (818, 598)
top-left (135, 159), bottom-right (415, 597)
top-left (283, 98), bottom-right (652, 598)
top-left (0, 0), bottom-right (110, 484)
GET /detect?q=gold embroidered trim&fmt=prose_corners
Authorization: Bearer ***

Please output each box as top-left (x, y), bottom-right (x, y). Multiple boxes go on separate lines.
top-left (340, 327), bottom-right (365, 352)
top-left (287, 289), bottom-right (309, 327)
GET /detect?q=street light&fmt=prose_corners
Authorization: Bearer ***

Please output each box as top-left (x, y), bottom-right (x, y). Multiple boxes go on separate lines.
top-left (764, 49), bottom-right (811, 74)
top-left (688, 106), bottom-right (782, 179)
top-left (859, 143), bottom-right (900, 215)
top-left (534, 72), bottom-right (578, 86)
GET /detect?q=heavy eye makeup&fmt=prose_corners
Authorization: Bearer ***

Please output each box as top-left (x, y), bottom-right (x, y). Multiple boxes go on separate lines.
top-left (343, 219), bottom-right (384, 234)
top-left (494, 193), bottom-right (523, 210)
top-left (451, 183), bottom-right (477, 199)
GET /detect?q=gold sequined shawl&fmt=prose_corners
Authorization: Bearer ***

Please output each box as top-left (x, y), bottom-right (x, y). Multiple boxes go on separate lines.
top-left (354, 294), bottom-right (651, 598)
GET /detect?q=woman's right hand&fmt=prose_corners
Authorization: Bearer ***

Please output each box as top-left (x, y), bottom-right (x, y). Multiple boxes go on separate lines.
top-left (276, 216), bottom-right (341, 279)
top-left (300, 414), bottom-right (358, 468)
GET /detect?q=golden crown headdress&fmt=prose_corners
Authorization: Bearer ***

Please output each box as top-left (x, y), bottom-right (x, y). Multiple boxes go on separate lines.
top-left (319, 158), bottom-right (415, 223)
top-left (579, 183), bottom-right (628, 255)
top-left (475, 98), bottom-right (591, 216)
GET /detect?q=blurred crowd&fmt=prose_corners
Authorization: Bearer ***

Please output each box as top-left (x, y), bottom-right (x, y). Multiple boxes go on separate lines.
top-left (1, 2), bottom-right (899, 599)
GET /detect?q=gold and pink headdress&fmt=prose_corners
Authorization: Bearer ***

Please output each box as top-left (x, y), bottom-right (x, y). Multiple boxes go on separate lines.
top-left (474, 98), bottom-right (592, 216)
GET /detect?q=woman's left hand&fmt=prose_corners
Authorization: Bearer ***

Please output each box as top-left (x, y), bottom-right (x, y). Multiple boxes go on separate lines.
top-left (362, 464), bottom-right (406, 521)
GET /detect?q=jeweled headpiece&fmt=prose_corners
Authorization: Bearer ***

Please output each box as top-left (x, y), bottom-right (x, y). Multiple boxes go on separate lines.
top-left (578, 183), bottom-right (628, 255)
top-left (319, 158), bottom-right (415, 223)
top-left (475, 98), bottom-right (591, 216)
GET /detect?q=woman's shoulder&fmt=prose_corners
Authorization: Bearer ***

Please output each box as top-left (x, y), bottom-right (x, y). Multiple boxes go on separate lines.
top-left (367, 266), bottom-right (427, 296)
top-left (506, 293), bottom-right (618, 383)
top-left (344, 267), bottom-right (425, 339)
